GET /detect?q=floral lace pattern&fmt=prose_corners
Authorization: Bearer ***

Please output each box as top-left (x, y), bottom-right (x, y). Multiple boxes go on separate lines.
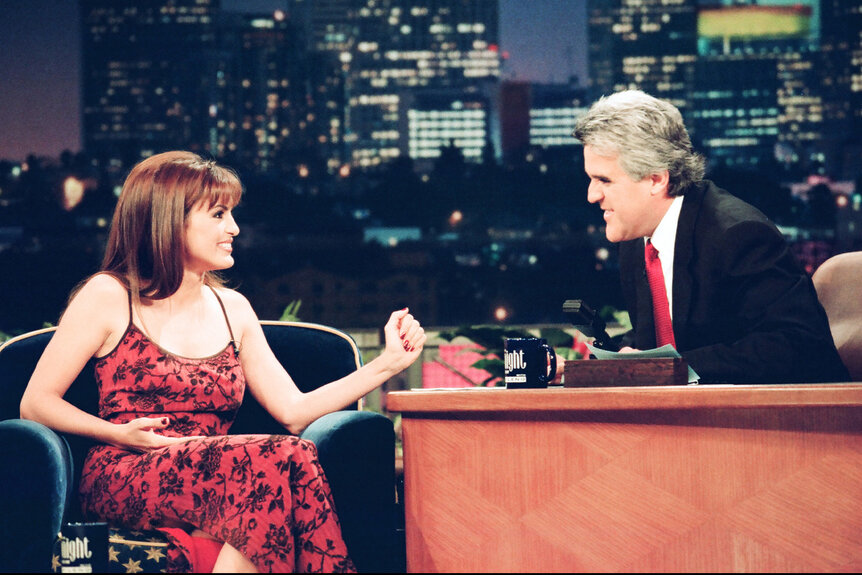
top-left (78, 324), bottom-right (355, 573)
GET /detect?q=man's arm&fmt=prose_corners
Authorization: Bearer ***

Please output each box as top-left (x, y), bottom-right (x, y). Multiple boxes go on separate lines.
top-left (680, 220), bottom-right (847, 384)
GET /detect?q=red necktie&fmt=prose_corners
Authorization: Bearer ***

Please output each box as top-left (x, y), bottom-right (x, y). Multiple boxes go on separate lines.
top-left (645, 241), bottom-right (676, 348)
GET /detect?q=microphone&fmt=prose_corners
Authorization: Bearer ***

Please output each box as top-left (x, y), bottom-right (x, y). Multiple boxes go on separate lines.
top-left (562, 299), bottom-right (620, 352)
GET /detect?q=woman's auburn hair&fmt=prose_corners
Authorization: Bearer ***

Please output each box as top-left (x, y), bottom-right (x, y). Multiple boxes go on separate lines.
top-left (100, 150), bottom-right (243, 302)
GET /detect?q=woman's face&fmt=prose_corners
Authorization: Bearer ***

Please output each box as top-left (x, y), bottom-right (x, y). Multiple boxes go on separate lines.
top-left (183, 200), bottom-right (240, 273)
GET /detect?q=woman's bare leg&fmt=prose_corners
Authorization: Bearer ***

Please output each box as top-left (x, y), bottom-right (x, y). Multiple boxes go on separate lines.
top-left (212, 542), bottom-right (257, 573)
top-left (192, 529), bottom-right (257, 573)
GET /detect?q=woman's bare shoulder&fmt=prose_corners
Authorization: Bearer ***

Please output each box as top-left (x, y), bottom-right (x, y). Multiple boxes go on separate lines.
top-left (211, 285), bottom-right (257, 321)
top-left (76, 273), bottom-right (128, 301)
top-left (64, 273), bottom-right (128, 321)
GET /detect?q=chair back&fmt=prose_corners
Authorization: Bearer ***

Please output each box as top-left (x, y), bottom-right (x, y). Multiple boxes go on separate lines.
top-left (229, 321), bottom-right (363, 435)
top-left (0, 321), bottom-right (364, 518)
top-left (0, 321), bottom-right (363, 422)
top-left (0, 328), bottom-right (96, 524)
top-left (0, 328), bottom-right (99, 423)
top-left (812, 251), bottom-right (862, 381)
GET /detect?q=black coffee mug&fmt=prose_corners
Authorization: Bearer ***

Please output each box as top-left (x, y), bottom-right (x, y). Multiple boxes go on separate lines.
top-left (504, 337), bottom-right (557, 388)
top-left (55, 522), bottom-right (109, 573)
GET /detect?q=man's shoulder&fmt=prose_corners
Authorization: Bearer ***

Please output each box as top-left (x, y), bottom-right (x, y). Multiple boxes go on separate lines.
top-left (691, 180), bottom-right (774, 232)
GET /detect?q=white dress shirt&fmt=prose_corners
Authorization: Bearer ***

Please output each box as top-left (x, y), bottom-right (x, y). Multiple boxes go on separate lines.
top-left (645, 195), bottom-right (685, 319)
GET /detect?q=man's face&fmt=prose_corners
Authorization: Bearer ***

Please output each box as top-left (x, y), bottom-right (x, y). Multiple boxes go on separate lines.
top-left (583, 145), bottom-right (668, 243)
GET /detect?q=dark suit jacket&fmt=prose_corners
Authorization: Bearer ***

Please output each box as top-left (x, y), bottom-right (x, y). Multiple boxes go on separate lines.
top-left (619, 180), bottom-right (849, 384)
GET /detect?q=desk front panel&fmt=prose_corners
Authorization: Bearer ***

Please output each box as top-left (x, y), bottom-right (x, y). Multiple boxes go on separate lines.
top-left (391, 386), bottom-right (862, 573)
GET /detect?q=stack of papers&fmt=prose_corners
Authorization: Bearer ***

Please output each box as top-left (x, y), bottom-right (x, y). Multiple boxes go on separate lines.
top-left (585, 343), bottom-right (701, 384)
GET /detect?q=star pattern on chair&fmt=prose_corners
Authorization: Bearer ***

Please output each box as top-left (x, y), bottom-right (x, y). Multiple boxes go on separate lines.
top-left (121, 557), bottom-right (143, 573)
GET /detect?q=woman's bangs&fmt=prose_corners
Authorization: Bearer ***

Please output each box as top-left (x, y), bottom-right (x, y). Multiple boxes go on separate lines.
top-left (194, 167), bottom-right (243, 210)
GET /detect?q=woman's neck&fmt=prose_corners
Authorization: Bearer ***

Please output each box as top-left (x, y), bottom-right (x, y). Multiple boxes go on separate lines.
top-left (175, 270), bottom-right (207, 300)
top-left (141, 270), bottom-right (207, 310)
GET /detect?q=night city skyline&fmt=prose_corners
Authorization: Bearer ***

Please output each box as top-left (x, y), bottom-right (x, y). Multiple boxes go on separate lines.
top-left (0, 0), bottom-right (589, 162)
top-left (0, 0), bottom-right (859, 335)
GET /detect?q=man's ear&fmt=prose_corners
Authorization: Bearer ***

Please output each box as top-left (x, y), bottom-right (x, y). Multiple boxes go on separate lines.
top-left (649, 170), bottom-right (671, 197)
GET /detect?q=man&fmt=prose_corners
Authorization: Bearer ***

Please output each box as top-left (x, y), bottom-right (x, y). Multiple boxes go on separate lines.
top-left (571, 90), bottom-right (847, 384)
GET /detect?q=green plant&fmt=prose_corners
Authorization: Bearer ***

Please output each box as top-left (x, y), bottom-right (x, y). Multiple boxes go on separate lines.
top-left (279, 300), bottom-right (303, 322)
top-left (437, 325), bottom-right (584, 386)
top-left (601, 306), bottom-right (632, 332)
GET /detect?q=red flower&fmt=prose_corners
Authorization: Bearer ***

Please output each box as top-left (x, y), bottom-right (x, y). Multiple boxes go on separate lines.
top-left (572, 338), bottom-right (590, 360)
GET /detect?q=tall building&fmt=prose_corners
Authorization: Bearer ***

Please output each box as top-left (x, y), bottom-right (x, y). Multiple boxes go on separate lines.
top-left (498, 79), bottom-right (588, 164)
top-left (406, 90), bottom-right (492, 173)
top-left (529, 80), bottom-right (588, 150)
top-left (690, 0), bottom-right (824, 169)
top-left (78, 0), bottom-right (502, 178)
top-left (216, 10), bottom-right (312, 175)
top-left (295, 0), bottom-right (355, 174)
top-left (588, 0), bottom-right (857, 174)
top-left (820, 0), bottom-right (862, 180)
top-left (320, 0), bottom-right (501, 170)
top-left (689, 56), bottom-right (782, 168)
top-left (79, 0), bottom-right (220, 178)
top-left (499, 81), bottom-right (531, 161)
top-left (587, 0), bottom-right (698, 110)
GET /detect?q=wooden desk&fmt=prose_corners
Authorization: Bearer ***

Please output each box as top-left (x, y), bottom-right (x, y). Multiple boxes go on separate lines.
top-left (387, 385), bottom-right (862, 573)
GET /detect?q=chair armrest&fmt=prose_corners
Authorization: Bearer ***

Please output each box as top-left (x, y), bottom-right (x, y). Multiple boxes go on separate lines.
top-left (301, 410), bottom-right (401, 573)
top-left (0, 418), bottom-right (75, 572)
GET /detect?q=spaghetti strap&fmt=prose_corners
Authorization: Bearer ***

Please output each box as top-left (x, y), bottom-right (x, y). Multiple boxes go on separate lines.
top-left (84, 295), bottom-right (355, 571)
top-left (209, 286), bottom-right (239, 354)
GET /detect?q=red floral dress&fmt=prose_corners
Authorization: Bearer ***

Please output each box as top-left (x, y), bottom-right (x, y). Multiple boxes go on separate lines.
top-left (77, 321), bottom-right (356, 573)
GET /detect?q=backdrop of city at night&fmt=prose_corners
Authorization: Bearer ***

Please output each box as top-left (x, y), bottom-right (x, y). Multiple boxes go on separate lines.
top-left (0, 0), bottom-right (859, 338)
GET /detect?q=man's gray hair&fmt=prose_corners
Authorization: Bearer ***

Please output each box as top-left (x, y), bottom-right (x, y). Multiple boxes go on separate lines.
top-left (573, 90), bottom-right (705, 196)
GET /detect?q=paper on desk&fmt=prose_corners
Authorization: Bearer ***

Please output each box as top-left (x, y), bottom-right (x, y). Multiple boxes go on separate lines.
top-left (586, 343), bottom-right (701, 384)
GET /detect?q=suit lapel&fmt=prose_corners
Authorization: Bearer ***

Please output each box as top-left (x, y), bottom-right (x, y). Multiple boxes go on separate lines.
top-left (672, 183), bottom-right (705, 346)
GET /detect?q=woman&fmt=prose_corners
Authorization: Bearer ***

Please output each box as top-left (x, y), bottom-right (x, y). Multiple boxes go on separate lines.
top-left (20, 151), bottom-right (426, 572)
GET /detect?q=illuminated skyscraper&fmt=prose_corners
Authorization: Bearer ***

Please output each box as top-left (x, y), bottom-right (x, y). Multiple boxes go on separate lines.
top-left (689, 56), bottom-right (782, 168)
top-left (292, 0), bottom-right (355, 174)
top-left (406, 91), bottom-right (492, 173)
top-left (588, 1), bottom-right (854, 172)
top-left (79, 0), bottom-right (219, 177)
top-left (690, 1), bottom-right (824, 169)
top-left (820, 0), bottom-right (862, 179)
top-left (216, 10), bottom-right (311, 175)
top-left (317, 0), bottom-right (501, 170)
top-left (498, 79), bottom-right (588, 165)
top-left (529, 81), bottom-right (589, 150)
top-left (305, 0), bottom-right (355, 54)
top-left (587, 0), bottom-right (698, 110)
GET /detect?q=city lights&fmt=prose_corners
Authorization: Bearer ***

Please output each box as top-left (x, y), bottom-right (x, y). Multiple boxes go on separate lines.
top-left (494, 306), bottom-right (509, 322)
top-left (0, 0), bottom-right (859, 337)
top-left (62, 177), bottom-right (85, 212)
top-left (448, 210), bottom-right (463, 227)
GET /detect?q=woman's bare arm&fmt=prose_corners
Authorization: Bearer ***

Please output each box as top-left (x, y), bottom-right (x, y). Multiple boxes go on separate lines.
top-left (227, 291), bottom-right (425, 435)
top-left (20, 274), bottom-right (202, 452)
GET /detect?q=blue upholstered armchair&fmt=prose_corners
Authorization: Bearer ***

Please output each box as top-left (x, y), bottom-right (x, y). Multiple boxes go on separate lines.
top-left (0, 321), bottom-right (403, 573)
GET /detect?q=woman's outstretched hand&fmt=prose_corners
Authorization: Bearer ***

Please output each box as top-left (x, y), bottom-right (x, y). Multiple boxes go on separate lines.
top-left (382, 308), bottom-right (427, 371)
top-left (110, 416), bottom-right (205, 453)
